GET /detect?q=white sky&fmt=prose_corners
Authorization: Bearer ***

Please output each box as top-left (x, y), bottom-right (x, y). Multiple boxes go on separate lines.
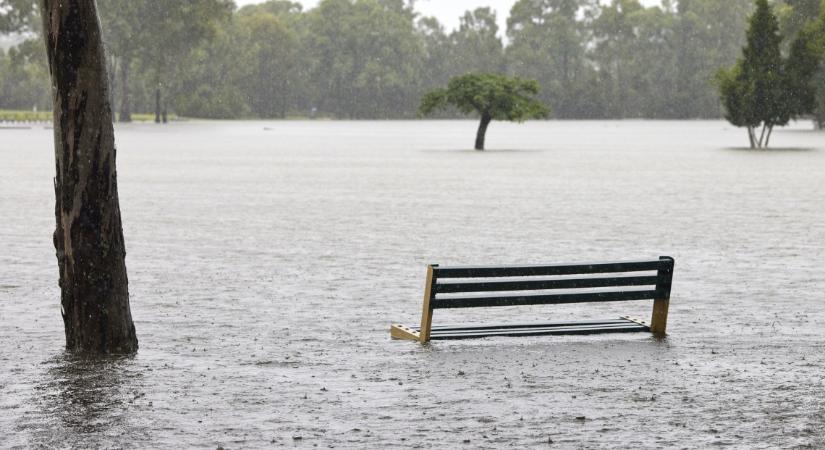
top-left (235, 0), bottom-right (663, 35)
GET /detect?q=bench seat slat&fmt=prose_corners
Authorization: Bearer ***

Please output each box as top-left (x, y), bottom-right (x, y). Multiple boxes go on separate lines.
top-left (432, 289), bottom-right (657, 309)
top-left (432, 323), bottom-right (645, 336)
top-left (435, 274), bottom-right (658, 294)
top-left (434, 259), bottom-right (665, 278)
top-left (425, 320), bottom-right (650, 340)
top-left (426, 318), bottom-right (632, 331)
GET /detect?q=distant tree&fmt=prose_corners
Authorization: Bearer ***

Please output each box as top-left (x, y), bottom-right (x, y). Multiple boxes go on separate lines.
top-left (98, 0), bottom-right (232, 123)
top-left (0, 0), bottom-right (39, 34)
top-left (777, 0), bottom-right (821, 45)
top-left (506, 0), bottom-right (595, 118)
top-left (305, 0), bottom-right (424, 118)
top-left (674, 0), bottom-right (754, 118)
top-left (98, 0), bottom-right (145, 122)
top-left (783, 25), bottom-right (821, 122)
top-left (591, 0), bottom-right (645, 118)
top-left (172, 18), bottom-right (252, 118)
top-left (417, 16), bottom-right (452, 90)
top-left (0, 37), bottom-right (49, 110)
top-left (717, 0), bottom-right (789, 148)
top-left (449, 8), bottom-right (505, 76)
top-left (813, 8), bottom-right (825, 128)
top-left (419, 73), bottom-right (549, 150)
top-left (39, 0), bottom-right (137, 353)
top-left (238, 12), bottom-right (301, 118)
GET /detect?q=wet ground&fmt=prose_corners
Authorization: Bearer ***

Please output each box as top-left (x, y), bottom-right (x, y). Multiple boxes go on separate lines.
top-left (1, 120), bottom-right (824, 448)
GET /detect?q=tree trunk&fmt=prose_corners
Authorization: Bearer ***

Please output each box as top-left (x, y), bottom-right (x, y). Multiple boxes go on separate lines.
top-left (40, 0), bottom-right (138, 354)
top-left (758, 123), bottom-right (768, 149)
top-left (764, 124), bottom-right (774, 148)
top-left (747, 126), bottom-right (756, 149)
top-left (155, 87), bottom-right (161, 123)
top-left (475, 113), bottom-right (492, 151)
top-left (119, 57), bottom-right (131, 122)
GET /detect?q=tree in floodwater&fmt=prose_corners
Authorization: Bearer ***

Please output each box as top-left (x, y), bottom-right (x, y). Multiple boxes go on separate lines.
top-left (717, 0), bottom-right (790, 149)
top-left (40, 0), bottom-right (137, 353)
top-left (419, 73), bottom-right (548, 150)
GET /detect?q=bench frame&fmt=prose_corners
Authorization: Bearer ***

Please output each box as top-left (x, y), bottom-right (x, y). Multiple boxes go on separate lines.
top-left (391, 256), bottom-right (674, 343)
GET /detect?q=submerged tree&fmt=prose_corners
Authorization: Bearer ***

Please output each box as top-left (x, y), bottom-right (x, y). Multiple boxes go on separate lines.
top-left (717, 0), bottom-right (789, 149)
top-left (40, 0), bottom-right (137, 353)
top-left (419, 73), bottom-right (548, 150)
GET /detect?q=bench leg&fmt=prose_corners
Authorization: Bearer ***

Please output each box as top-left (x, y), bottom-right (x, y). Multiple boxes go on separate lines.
top-left (390, 324), bottom-right (421, 341)
top-left (419, 265), bottom-right (436, 343)
top-left (650, 298), bottom-right (669, 336)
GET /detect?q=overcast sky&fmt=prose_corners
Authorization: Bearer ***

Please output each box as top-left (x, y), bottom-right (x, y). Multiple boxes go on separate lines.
top-left (236, 0), bottom-right (663, 35)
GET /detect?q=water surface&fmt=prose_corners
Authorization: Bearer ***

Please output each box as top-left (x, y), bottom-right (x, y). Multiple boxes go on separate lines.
top-left (1, 120), bottom-right (824, 448)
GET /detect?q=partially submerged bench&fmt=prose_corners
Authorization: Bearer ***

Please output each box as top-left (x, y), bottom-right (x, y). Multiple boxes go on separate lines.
top-left (390, 257), bottom-right (674, 343)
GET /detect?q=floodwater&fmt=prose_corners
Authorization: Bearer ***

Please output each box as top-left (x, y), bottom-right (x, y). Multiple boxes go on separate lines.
top-left (1, 120), bottom-right (824, 448)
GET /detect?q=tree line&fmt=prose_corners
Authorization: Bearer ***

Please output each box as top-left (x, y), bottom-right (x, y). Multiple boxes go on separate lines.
top-left (1, 0), bottom-right (823, 123)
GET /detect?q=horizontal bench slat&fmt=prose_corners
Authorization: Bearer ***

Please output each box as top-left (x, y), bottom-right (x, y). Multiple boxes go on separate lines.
top-left (433, 259), bottom-right (666, 278)
top-left (424, 318), bottom-right (633, 332)
top-left (429, 323), bottom-right (649, 340)
top-left (432, 289), bottom-right (658, 309)
top-left (435, 274), bottom-right (658, 294)
top-left (431, 322), bottom-right (646, 336)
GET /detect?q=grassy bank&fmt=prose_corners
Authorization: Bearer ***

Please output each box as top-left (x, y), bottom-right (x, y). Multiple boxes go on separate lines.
top-left (0, 110), bottom-right (51, 122)
top-left (0, 110), bottom-right (179, 123)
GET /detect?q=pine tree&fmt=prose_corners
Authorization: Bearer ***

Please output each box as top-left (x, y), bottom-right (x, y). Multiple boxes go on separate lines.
top-left (718, 0), bottom-right (788, 148)
top-left (784, 27), bottom-right (820, 124)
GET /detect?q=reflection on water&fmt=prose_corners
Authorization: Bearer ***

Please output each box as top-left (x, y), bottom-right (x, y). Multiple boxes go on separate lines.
top-left (21, 354), bottom-right (147, 447)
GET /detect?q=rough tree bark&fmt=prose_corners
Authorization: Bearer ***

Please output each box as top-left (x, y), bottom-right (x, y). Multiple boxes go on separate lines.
top-left (475, 113), bottom-right (492, 151)
top-left (41, 0), bottom-right (138, 354)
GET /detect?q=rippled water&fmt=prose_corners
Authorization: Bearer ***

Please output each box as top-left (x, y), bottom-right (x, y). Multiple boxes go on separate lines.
top-left (1, 120), bottom-right (824, 448)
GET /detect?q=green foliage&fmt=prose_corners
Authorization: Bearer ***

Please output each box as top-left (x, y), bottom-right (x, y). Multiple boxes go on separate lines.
top-left (450, 8), bottom-right (505, 75)
top-left (97, 0), bottom-right (233, 120)
top-left (0, 0), bottom-right (38, 34)
top-left (718, 0), bottom-right (785, 141)
top-left (784, 25), bottom-right (821, 119)
top-left (238, 12), bottom-right (303, 118)
top-left (4, 0), bottom-right (814, 123)
top-left (172, 20), bottom-right (251, 119)
top-left (506, 0), bottom-right (594, 118)
top-left (674, 0), bottom-right (755, 118)
top-left (304, 0), bottom-right (425, 118)
top-left (0, 38), bottom-right (49, 111)
top-left (419, 73), bottom-right (548, 121)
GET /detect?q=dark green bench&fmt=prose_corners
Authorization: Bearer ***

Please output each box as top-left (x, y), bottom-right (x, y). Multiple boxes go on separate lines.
top-left (391, 257), bottom-right (674, 343)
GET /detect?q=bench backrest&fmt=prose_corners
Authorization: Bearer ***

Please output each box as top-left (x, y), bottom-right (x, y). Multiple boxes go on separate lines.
top-left (428, 257), bottom-right (674, 309)
top-left (418, 256), bottom-right (674, 340)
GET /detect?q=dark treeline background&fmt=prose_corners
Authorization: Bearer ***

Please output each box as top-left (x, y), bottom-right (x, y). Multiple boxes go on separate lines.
top-left (0, 0), bottom-right (822, 120)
